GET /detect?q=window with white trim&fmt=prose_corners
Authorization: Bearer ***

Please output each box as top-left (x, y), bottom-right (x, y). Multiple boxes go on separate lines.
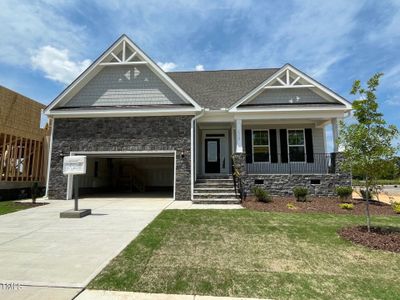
top-left (288, 129), bottom-right (305, 162)
top-left (252, 130), bottom-right (269, 162)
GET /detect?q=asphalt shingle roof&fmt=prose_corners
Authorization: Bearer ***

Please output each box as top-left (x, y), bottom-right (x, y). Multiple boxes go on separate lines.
top-left (167, 68), bottom-right (279, 110)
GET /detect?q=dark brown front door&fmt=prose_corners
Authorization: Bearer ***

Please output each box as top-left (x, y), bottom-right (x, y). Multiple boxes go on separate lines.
top-left (205, 138), bottom-right (220, 173)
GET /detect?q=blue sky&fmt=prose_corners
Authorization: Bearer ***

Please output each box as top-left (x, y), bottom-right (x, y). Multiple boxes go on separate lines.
top-left (1, 0), bottom-right (400, 149)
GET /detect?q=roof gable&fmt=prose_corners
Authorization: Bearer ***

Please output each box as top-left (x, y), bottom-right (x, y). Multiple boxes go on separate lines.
top-left (64, 65), bottom-right (189, 108)
top-left (44, 35), bottom-right (201, 115)
top-left (229, 64), bottom-right (352, 111)
top-left (246, 87), bottom-right (338, 106)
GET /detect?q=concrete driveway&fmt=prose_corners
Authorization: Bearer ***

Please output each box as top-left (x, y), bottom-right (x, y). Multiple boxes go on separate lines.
top-left (0, 197), bottom-right (172, 299)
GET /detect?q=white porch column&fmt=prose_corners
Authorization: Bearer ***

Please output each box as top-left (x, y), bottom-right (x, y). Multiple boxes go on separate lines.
top-left (235, 119), bottom-right (243, 153)
top-left (332, 118), bottom-right (343, 152)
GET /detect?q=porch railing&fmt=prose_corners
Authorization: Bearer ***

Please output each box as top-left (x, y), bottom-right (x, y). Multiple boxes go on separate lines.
top-left (246, 153), bottom-right (336, 175)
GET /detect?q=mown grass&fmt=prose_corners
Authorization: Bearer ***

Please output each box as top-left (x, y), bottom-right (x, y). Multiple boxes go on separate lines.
top-left (0, 200), bottom-right (31, 215)
top-left (353, 178), bottom-right (400, 186)
top-left (89, 210), bottom-right (400, 299)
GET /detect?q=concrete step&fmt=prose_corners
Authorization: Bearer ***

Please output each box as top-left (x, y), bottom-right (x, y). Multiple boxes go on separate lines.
top-left (195, 182), bottom-right (234, 188)
top-left (193, 192), bottom-right (237, 199)
top-left (197, 175), bottom-right (233, 180)
top-left (195, 178), bottom-right (234, 184)
top-left (194, 187), bottom-right (235, 193)
top-left (192, 198), bottom-right (241, 204)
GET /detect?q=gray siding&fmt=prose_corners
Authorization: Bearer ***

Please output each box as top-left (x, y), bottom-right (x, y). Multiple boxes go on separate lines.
top-left (65, 65), bottom-right (188, 107)
top-left (249, 88), bottom-right (334, 105)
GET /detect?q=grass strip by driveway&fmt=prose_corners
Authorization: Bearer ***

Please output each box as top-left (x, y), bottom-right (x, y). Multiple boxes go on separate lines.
top-left (0, 200), bottom-right (35, 215)
top-left (89, 209), bottom-right (400, 300)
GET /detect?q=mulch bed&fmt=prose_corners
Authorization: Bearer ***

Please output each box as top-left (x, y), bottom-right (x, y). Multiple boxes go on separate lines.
top-left (339, 226), bottom-right (400, 253)
top-left (243, 196), bottom-right (397, 216)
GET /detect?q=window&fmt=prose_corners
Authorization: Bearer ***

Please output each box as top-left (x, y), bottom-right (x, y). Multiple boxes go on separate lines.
top-left (252, 130), bottom-right (269, 162)
top-left (207, 141), bottom-right (218, 162)
top-left (288, 129), bottom-right (305, 162)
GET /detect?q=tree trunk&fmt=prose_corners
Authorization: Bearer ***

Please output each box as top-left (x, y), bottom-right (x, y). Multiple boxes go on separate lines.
top-left (365, 181), bottom-right (371, 232)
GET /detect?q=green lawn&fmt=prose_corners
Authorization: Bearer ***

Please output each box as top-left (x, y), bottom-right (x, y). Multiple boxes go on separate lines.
top-left (0, 200), bottom-right (32, 215)
top-left (89, 210), bottom-right (400, 299)
top-left (353, 178), bottom-right (400, 186)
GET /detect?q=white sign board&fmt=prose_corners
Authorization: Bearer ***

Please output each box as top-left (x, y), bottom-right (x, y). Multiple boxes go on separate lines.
top-left (63, 156), bottom-right (87, 175)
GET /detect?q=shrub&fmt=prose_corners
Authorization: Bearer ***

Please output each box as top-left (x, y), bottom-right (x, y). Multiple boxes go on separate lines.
top-left (392, 202), bottom-right (400, 214)
top-left (339, 203), bottom-right (354, 210)
top-left (293, 187), bottom-right (308, 202)
top-left (287, 202), bottom-right (297, 210)
top-left (251, 187), bottom-right (272, 203)
top-left (336, 186), bottom-right (353, 202)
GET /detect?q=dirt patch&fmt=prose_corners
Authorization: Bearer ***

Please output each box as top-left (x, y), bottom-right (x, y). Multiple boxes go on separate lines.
top-left (243, 196), bottom-right (397, 216)
top-left (339, 226), bottom-right (400, 253)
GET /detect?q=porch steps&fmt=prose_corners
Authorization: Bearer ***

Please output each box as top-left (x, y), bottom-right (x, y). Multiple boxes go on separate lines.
top-left (193, 176), bottom-right (240, 204)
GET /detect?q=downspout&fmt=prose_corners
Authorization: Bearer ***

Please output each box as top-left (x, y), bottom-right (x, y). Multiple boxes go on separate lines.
top-left (190, 109), bottom-right (205, 200)
top-left (44, 117), bottom-right (54, 199)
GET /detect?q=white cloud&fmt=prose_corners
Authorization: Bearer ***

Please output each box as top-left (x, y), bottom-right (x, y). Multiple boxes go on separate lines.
top-left (31, 46), bottom-right (91, 85)
top-left (215, 0), bottom-right (363, 79)
top-left (385, 96), bottom-right (400, 106)
top-left (382, 63), bottom-right (400, 88)
top-left (195, 64), bottom-right (205, 71)
top-left (157, 62), bottom-right (177, 72)
top-left (0, 1), bottom-right (87, 67)
top-left (368, 1), bottom-right (400, 44)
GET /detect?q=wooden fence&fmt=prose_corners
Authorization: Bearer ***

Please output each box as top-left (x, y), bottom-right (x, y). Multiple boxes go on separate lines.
top-left (0, 133), bottom-right (45, 183)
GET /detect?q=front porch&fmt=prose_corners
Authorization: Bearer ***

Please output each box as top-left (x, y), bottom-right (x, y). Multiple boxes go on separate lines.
top-left (194, 116), bottom-right (344, 177)
top-left (193, 115), bottom-right (351, 197)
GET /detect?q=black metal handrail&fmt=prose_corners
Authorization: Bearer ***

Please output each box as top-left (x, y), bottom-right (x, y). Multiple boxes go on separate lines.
top-left (246, 153), bottom-right (336, 175)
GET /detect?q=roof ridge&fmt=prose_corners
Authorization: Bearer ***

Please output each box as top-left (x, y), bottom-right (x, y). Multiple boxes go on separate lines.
top-left (167, 67), bottom-right (280, 74)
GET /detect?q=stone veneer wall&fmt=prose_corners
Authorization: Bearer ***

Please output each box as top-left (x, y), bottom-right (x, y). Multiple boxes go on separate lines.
top-left (232, 152), bottom-right (351, 197)
top-left (48, 116), bottom-right (192, 200)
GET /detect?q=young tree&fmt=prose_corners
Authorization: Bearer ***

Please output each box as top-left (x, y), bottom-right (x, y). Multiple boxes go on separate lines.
top-left (339, 73), bottom-right (399, 232)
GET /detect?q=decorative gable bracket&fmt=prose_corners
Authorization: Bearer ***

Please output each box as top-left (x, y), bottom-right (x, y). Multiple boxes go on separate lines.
top-left (99, 40), bottom-right (147, 66)
top-left (264, 69), bottom-right (314, 89)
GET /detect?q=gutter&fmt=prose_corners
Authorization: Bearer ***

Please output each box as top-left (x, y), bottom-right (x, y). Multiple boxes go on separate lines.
top-left (190, 109), bottom-right (205, 200)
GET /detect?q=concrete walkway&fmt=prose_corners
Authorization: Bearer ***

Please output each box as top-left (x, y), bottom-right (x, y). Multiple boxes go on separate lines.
top-left (0, 197), bottom-right (172, 299)
top-left (76, 290), bottom-right (269, 300)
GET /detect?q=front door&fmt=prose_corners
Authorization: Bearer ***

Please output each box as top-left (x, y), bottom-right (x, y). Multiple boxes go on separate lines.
top-left (205, 138), bottom-right (220, 173)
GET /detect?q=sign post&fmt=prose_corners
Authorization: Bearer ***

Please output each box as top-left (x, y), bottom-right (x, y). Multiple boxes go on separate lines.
top-left (74, 175), bottom-right (79, 211)
top-left (60, 156), bottom-right (91, 218)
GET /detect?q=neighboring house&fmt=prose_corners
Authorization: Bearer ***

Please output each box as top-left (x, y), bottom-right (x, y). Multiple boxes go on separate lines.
top-left (44, 35), bottom-right (352, 203)
top-left (0, 86), bottom-right (49, 199)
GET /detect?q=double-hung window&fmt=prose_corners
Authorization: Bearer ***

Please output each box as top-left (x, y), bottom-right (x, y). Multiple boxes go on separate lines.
top-left (288, 129), bottom-right (305, 162)
top-left (252, 130), bottom-right (269, 162)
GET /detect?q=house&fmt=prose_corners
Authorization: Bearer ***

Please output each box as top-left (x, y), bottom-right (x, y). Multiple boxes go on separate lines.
top-left (44, 35), bottom-right (352, 203)
top-left (0, 86), bottom-right (49, 200)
